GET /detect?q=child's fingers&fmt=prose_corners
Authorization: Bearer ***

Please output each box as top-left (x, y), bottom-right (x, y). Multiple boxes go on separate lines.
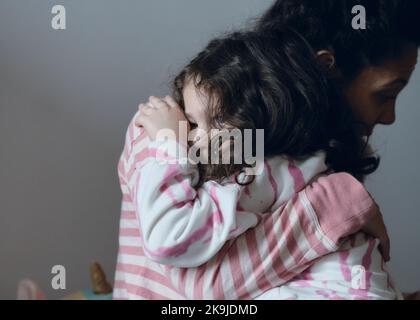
top-left (135, 112), bottom-right (146, 127)
top-left (149, 96), bottom-right (169, 109)
top-left (135, 104), bottom-right (152, 127)
top-left (138, 103), bottom-right (154, 115)
top-left (163, 96), bottom-right (179, 109)
top-left (135, 114), bottom-right (144, 127)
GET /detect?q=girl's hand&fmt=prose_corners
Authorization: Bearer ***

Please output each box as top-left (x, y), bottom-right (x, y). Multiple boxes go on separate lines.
top-left (135, 96), bottom-right (188, 141)
top-left (362, 202), bottom-right (391, 262)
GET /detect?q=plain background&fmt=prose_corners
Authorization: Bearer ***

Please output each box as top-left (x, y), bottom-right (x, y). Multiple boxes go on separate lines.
top-left (0, 0), bottom-right (418, 299)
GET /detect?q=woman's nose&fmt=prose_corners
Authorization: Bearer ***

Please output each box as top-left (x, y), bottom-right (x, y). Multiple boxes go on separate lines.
top-left (379, 107), bottom-right (396, 125)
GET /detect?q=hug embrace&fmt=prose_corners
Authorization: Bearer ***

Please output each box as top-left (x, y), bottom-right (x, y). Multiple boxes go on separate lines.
top-left (114, 0), bottom-right (420, 300)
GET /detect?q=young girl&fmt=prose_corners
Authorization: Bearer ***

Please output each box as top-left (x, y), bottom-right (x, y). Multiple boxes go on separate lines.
top-left (114, 30), bottom-right (394, 299)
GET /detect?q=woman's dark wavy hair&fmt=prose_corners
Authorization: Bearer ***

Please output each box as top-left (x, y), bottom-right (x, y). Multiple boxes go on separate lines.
top-left (256, 0), bottom-right (420, 79)
top-left (172, 30), bottom-right (376, 186)
top-left (254, 0), bottom-right (420, 180)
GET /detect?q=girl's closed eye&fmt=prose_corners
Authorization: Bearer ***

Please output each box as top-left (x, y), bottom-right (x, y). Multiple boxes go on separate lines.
top-left (189, 121), bottom-right (198, 129)
top-left (184, 111), bottom-right (198, 129)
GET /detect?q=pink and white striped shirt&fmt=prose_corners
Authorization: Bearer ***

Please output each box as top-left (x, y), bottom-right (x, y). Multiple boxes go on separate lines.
top-left (133, 135), bottom-right (328, 267)
top-left (113, 112), bottom-right (382, 300)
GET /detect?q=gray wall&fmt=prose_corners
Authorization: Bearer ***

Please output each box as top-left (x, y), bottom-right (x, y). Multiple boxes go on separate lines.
top-left (366, 66), bottom-right (420, 294)
top-left (0, 0), bottom-right (418, 299)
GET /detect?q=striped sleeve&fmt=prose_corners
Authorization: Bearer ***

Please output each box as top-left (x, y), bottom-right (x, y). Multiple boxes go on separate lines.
top-left (135, 138), bottom-right (260, 268)
top-left (171, 172), bottom-right (376, 299)
top-left (116, 112), bottom-right (377, 300)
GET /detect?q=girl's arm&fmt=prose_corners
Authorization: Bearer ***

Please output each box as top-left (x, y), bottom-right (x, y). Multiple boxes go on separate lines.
top-left (169, 172), bottom-right (378, 299)
top-left (119, 110), bottom-right (389, 299)
top-left (135, 138), bottom-right (260, 268)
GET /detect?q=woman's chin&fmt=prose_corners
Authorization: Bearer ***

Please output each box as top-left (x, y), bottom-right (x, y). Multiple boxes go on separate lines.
top-left (364, 126), bottom-right (374, 137)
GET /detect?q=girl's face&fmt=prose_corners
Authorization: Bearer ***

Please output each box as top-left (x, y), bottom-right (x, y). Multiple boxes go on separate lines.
top-left (182, 80), bottom-right (240, 164)
top-left (343, 44), bottom-right (418, 136)
top-left (182, 80), bottom-right (211, 146)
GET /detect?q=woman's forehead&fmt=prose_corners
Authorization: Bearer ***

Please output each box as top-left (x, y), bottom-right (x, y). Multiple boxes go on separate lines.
top-left (356, 46), bottom-right (418, 88)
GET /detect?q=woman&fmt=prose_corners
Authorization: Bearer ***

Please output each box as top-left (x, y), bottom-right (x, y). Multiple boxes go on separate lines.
top-left (114, 0), bottom-right (419, 299)
top-left (114, 30), bottom-right (388, 300)
top-left (253, 0), bottom-right (419, 298)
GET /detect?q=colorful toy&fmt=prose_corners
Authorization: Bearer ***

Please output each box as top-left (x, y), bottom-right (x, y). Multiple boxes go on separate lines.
top-left (17, 262), bottom-right (113, 300)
